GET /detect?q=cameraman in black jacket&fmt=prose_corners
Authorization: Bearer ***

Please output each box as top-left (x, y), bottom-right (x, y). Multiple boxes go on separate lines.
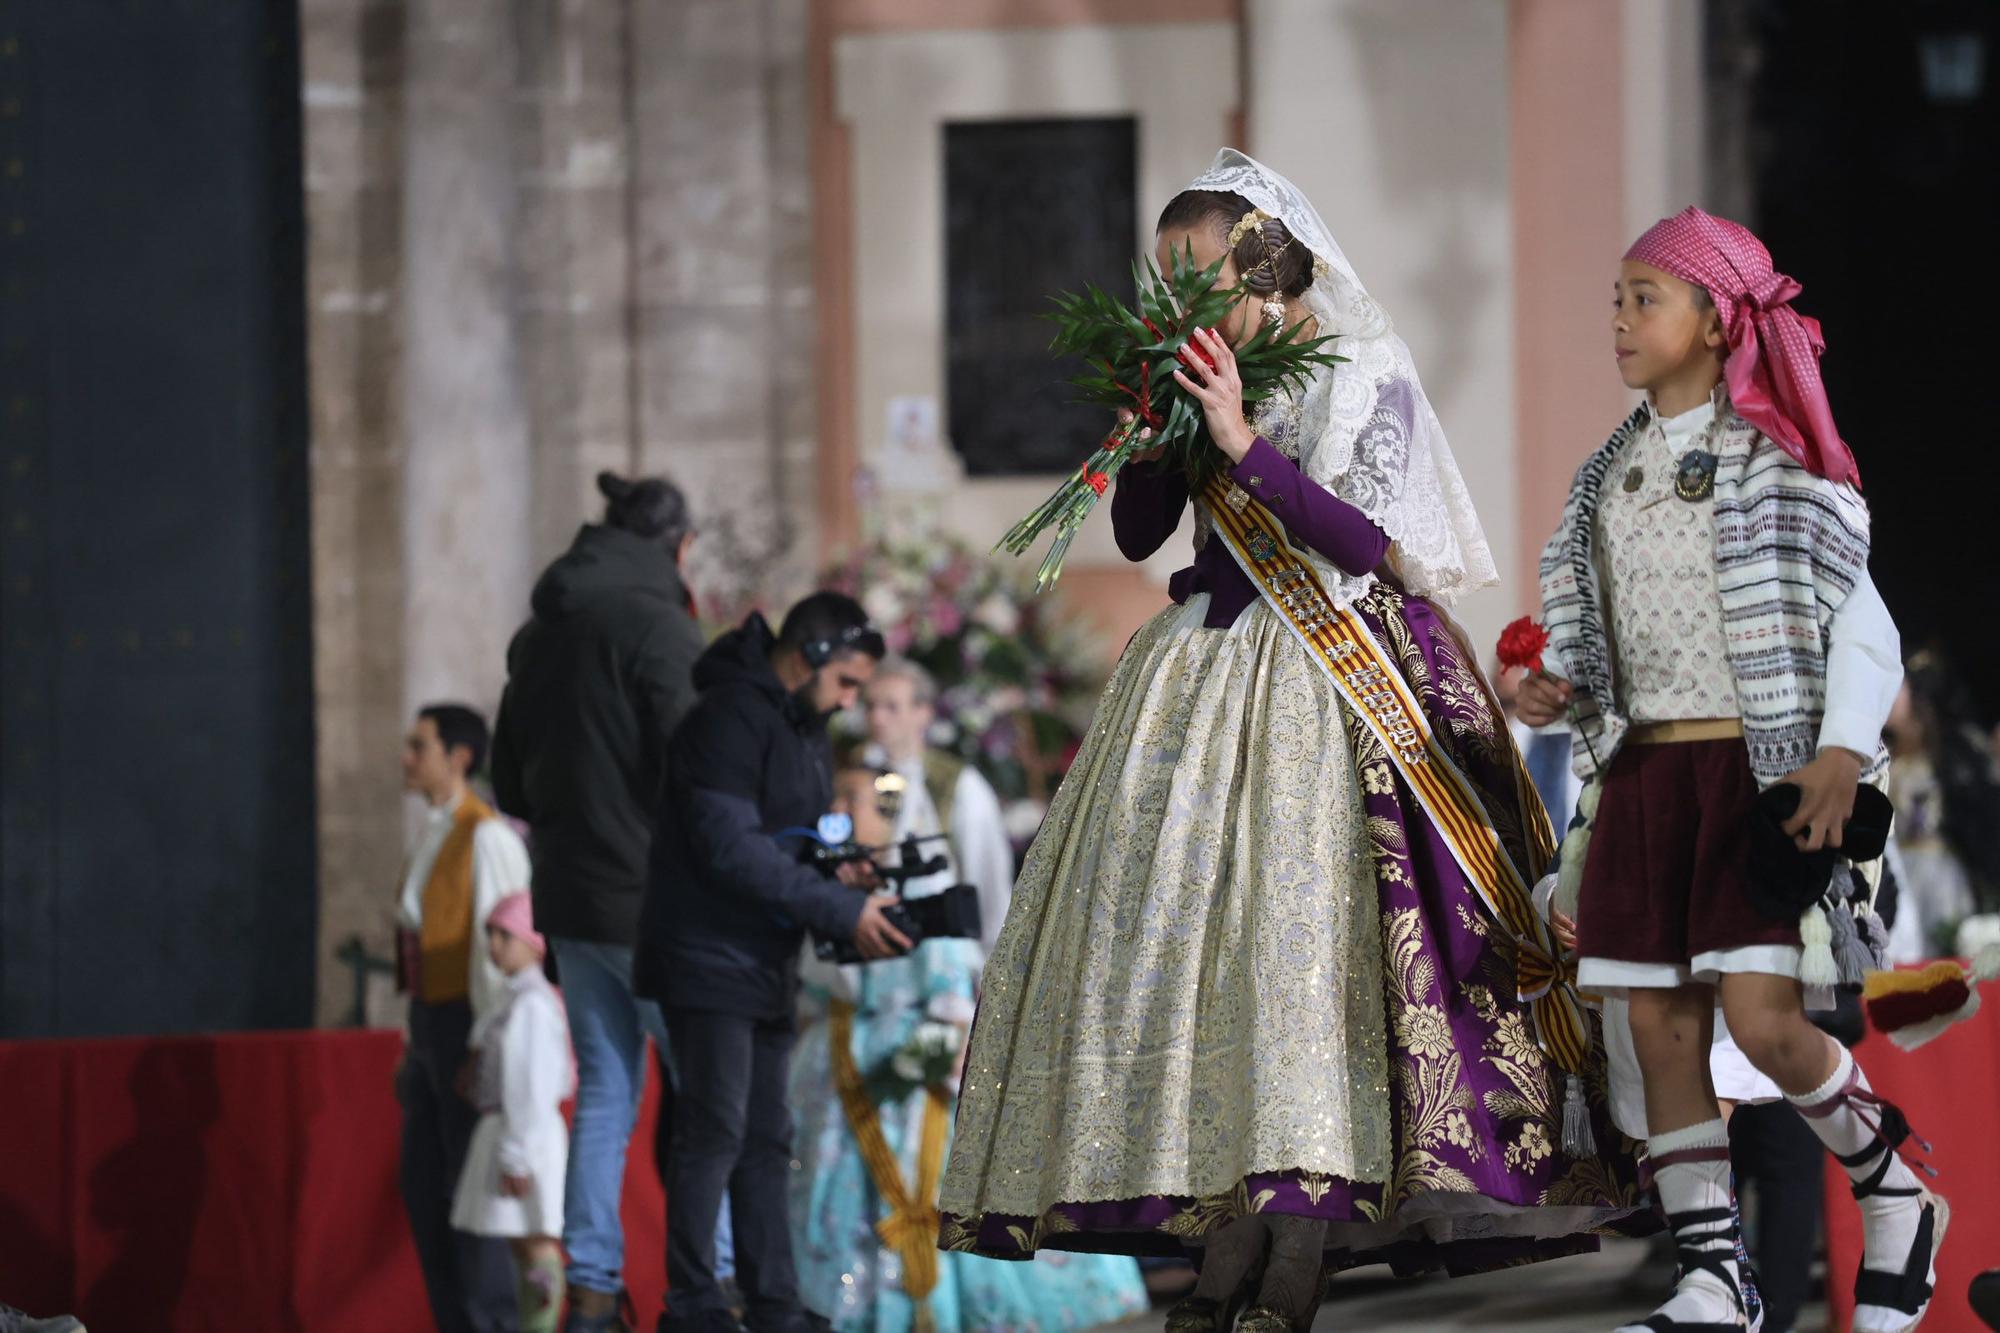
top-left (636, 591), bottom-right (909, 1332)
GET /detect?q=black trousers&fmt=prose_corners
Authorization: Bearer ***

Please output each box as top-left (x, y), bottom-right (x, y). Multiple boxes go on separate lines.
top-left (1732, 1099), bottom-right (1826, 1333)
top-left (662, 1007), bottom-right (804, 1331)
top-left (399, 998), bottom-right (519, 1333)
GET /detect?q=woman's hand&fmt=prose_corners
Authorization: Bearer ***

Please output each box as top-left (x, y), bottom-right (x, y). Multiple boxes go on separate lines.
top-left (1172, 327), bottom-right (1256, 464)
top-left (501, 1172), bottom-right (533, 1198)
top-left (1116, 409), bottom-right (1163, 463)
top-left (1515, 672), bottom-right (1573, 728)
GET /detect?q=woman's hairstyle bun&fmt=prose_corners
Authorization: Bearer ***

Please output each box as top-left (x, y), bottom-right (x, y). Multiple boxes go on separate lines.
top-left (1155, 189), bottom-right (1314, 299)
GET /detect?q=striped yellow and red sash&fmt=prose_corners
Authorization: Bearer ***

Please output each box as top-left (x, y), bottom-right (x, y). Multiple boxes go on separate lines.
top-left (1202, 476), bottom-right (1589, 1075)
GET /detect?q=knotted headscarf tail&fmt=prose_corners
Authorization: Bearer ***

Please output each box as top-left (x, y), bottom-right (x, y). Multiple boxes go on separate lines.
top-left (1624, 206), bottom-right (1860, 489)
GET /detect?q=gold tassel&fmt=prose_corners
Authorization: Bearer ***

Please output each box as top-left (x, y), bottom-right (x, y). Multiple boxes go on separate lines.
top-left (829, 1001), bottom-right (953, 1317)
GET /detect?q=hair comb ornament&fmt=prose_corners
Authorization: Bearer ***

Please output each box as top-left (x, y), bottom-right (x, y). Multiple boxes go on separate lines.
top-left (1227, 208), bottom-right (1273, 249)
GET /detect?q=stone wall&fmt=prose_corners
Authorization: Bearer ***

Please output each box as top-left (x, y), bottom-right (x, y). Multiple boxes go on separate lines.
top-left (301, 0), bottom-right (816, 1026)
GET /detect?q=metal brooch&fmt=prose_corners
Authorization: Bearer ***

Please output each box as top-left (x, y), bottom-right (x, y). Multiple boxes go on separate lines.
top-left (1674, 449), bottom-right (1718, 502)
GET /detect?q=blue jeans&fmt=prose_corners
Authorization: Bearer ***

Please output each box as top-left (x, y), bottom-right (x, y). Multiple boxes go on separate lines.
top-left (554, 937), bottom-right (733, 1295)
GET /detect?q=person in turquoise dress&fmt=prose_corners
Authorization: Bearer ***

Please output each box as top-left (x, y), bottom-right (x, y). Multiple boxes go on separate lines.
top-left (788, 767), bottom-right (1149, 1332)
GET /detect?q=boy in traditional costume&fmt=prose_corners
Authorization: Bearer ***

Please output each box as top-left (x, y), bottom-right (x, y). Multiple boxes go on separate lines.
top-left (1520, 207), bottom-right (1938, 1332)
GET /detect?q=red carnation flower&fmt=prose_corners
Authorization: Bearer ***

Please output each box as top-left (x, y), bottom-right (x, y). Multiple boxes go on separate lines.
top-left (1177, 329), bottom-right (1218, 374)
top-left (1495, 616), bottom-right (1550, 675)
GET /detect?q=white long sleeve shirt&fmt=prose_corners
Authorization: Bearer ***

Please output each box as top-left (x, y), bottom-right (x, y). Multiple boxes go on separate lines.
top-left (1819, 570), bottom-right (1901, 760)
top-left (397, 792), bottom-right (530, 1021)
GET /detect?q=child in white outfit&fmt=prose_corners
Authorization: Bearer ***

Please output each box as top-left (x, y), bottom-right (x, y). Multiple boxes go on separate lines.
top-left (452, 891), bottom-right (574, 1333)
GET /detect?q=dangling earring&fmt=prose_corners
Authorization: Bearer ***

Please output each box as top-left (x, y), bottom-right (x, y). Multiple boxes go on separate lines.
top-left (1262, 296), bottom-right (1286, 329)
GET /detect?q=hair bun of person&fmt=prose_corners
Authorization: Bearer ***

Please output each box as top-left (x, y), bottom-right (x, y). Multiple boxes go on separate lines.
top-left (596, 471), bottom-right (634, 502)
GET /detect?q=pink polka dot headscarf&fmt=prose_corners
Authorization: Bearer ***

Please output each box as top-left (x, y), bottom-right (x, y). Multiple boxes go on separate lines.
top-left (1625, 207), bottom-right (1859, 488)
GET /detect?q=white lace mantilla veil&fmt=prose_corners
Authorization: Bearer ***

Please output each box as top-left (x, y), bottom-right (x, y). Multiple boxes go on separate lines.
top-left (1185, 148), bottom-right (1497, 608)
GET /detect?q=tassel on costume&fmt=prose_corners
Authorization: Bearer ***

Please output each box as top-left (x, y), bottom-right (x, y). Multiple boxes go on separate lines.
top-left (1858, 908), bottom-right (1891, 964)
top-left (1863, 945), bottom-right (2000, 1051)
top-left (1799, 905), bottom-right (1839, 988)
top-left (1561, 1074), bottom-right (1597, 1157)
top-left (1829, 902), bottom-right (1875, 988)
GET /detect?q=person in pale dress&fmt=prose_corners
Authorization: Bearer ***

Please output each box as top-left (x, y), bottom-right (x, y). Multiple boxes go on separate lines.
top-left (940, 150), bottom-right (1647, 1333)
top-left (859, 658), bottom-right (1016, 961)
top-left (453, 892), bottom-right (576, 1333)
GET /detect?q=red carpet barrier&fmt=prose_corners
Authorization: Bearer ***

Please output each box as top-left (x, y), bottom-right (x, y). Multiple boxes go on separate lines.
top-left (0, 1030), bottom-right (667, 1331)
top-left (1824, 992), bottom-right (2000, 1332)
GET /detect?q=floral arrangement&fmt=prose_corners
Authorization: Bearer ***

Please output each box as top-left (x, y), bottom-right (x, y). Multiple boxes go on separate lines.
top-left (887, 1020), bottom-right (966, 1093)
top-left (997, 244), bottom-right (1343, 590)
top-left (821, 533), bottom-right (1106, 851)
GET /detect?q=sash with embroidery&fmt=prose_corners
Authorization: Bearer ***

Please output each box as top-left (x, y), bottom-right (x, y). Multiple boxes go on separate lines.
top-left (1201, 476), bottom-right (1588, 1076)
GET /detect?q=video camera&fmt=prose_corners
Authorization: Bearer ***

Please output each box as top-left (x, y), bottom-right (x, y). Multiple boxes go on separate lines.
top-left (810, 830), bottom-right (984, 964)
top-left (804, 769), bottom-right (983, 964)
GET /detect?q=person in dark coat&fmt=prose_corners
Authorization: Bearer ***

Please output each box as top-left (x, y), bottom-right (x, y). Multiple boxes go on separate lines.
top-left (637, 591), bottom-right (911, 1333)
top-left (490, 472), bottom-right (725, 1329)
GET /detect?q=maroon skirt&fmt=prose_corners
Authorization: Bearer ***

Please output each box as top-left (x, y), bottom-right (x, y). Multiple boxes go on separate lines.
top-left (1576, 736), bottom-right (1801, 970)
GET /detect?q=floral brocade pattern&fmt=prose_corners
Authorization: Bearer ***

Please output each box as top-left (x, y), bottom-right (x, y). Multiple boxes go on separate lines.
top-left (940, 585), bottom-right (1647, 1273)
top-left (942, 595), bottom-right (1395, 1209)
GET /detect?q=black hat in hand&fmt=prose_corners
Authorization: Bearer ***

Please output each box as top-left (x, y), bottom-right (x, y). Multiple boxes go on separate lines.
top-left (1746, 783), bottom-right (1893, 922)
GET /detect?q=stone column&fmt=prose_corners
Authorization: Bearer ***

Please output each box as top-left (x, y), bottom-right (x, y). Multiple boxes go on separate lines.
top-left (302, 0), bottom-right (415, 1026)
top-left (632, 0), bottom-right (818, 620)
top-left (303, 0), bottom-right (819, 1025)
top-left (399, 0), bottom-right (533, 716)
top-left (510, 0), bottom-right (641, 559)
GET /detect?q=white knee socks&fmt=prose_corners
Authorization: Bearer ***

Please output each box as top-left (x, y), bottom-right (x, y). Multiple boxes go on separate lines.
top-left (1617, 1118), bottom-right (1745, 1332)
top-left (1788, 1045), bottom-right (1942, 1333)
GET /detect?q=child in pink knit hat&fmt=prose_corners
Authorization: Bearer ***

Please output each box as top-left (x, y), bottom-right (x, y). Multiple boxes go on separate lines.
top-left (451, 891), bottom-right (574, 1333)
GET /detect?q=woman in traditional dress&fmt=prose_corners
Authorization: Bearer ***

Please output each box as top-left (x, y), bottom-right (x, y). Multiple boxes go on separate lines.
top-left (938, 150), bottom-right (1647, 1332)
top-left (791, 768), bottom-right (1149, 1331)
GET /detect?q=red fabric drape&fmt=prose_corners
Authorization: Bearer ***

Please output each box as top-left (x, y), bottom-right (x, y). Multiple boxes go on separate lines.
top-left (0, 1030), bottom-right (666, 1331)
top-left (1823, 995), bottom-right (2000, 1332)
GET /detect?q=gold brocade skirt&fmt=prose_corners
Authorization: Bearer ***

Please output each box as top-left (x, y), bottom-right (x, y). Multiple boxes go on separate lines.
top-left (941, 596), bottom-right (1393, 1217)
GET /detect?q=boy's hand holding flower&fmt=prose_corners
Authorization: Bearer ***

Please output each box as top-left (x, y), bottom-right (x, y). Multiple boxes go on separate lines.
top-left (1498, 617), bottom-right (1571, 727)
top-left (1515, 674), bottom-right (1573, 728)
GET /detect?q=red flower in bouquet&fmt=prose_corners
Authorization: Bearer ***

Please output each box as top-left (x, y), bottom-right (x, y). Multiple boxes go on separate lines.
top-left (1176, 330), bottom-right (1218, 374)
top-left (1496, 616), bottom-right (1550, 675)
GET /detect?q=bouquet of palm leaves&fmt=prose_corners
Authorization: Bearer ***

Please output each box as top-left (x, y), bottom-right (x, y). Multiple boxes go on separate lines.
top-left (997, 244), bottom-right (1345, 591)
